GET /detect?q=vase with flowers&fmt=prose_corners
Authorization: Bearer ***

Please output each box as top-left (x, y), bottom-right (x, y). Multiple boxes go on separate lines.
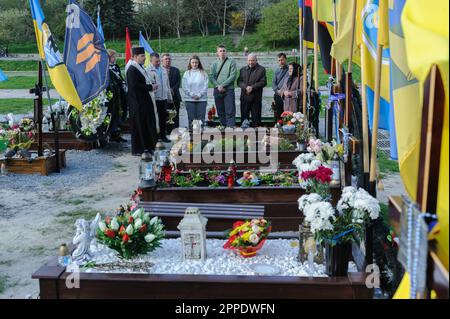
top-left (297, 187), bottom-right (380, 276)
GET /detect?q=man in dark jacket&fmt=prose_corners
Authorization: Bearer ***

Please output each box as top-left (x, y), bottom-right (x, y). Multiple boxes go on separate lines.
top-left (272, 53), bottom-right (289, 120)
top-left (126, 47), bottom-right (159, 155)
top-left (237, 53), bottom-right (267, 127)
top-left (162, 53), bottom-right (181, 131)
top-left (107, 49), bottom-right (127, 142)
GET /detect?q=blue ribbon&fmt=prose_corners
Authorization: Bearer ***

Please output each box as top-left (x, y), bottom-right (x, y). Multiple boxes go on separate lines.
top-left (327, 93), bottom-right (345, 144)
top-left (331, 228), bottom-right (355, 245)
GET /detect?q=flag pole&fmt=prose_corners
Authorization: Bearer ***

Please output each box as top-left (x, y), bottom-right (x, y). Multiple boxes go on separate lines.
top-left (368, 44), bottom-right (383, 196)
top-left (313, 0), bottom-right (319, 92)
top-left (302, 1), bottom-right (307, 116)
top-left (345, 0), bottom-right (357, 128)
top-left (298, 1), bottom-right (303, 68)
top-left (332, 0), bottom-right (340, 84)
top-left (361, 44), bottom-right (370, 191)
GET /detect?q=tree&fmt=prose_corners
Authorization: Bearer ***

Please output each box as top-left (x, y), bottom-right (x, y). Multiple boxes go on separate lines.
top-left (257, 0), bottom-right (298, 47)
top-left (83, 0), bottom-right (134, 39)
top-left (0, 9), bottom-right (33, 48)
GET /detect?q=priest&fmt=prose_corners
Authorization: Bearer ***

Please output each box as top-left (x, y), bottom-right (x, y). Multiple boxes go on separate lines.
top-left (126, 47), bottom-right (160, 155)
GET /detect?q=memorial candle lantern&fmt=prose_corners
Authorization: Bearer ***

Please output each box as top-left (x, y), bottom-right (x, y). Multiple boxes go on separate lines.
top-left (139, 150), bottom-right (156, 189)
top-left (330, 152), bottom-right (341, 185)
top-left (162, 157), bottom-right (172, 183)
top-left (154, 140), bottom-right (167, 175)
top-left (177, 207), bottom-right (208, 261)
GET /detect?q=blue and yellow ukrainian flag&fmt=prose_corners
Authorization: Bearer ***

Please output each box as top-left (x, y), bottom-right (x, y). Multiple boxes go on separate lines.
top-left (64, 0), bottom-right (109, 105)
top-left (361, 0), bottom-right (395, 158)
top-left (139, 32), bottom-right (154, 68)
top-left (29, 0), bottom-right (82, 110)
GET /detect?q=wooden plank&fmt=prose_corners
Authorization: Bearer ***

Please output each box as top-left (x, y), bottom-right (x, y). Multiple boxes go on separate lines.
top-left (0, 150), bottom-right (66, 175)
top-left (388, 196), bottom-right (449, 299)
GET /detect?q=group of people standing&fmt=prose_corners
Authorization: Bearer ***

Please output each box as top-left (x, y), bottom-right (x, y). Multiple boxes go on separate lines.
top-left (108, 44), bottom-right (303, 155)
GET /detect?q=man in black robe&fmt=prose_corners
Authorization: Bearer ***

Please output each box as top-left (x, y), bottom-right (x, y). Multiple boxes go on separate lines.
top-left (126, 47), bottom-right (160, 155)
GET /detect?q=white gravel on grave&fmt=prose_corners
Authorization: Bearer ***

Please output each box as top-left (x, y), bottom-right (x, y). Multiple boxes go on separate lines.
top-left (81, 238), bottom-right (358, 277)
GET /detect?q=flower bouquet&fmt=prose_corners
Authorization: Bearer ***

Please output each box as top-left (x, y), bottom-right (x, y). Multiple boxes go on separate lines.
top-left (300, 165), bottom-right (333, 199)
top-left (223, 219), bottom-right (271, 258)
top-left (308, 138), bottom-right (344, 163)
top-left (68, 90), bottom-right (112, 141)
top-left (5, 118), bottom-right (36, 153)
top-left (298, 188), bottom-right (380, 276)
top-left (96, 207), bottom-right (165, 259)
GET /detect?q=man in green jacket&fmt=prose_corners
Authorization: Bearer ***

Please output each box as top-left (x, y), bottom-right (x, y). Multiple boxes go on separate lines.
top-left (209, 44), bottom-right (238, 127)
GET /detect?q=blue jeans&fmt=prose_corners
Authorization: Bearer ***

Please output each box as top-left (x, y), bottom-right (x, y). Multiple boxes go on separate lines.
top-left (185, 101), bottom-right (207, 128)
top-left (214, 88), bottom-right (236, 127)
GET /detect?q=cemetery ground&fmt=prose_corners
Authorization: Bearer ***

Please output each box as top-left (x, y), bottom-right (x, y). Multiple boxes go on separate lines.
top-left (0, 134), bottom-right (405, 298)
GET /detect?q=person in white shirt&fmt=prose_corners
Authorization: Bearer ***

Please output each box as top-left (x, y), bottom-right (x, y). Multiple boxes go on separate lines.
top-left (146, 53), bottom-right (172, 142)
top-left (182, 55), bottom-right (209, 128)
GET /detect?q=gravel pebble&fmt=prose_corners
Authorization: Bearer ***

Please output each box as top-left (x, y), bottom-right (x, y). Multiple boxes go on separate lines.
top-left (0, 149), bottom-right (116, 192)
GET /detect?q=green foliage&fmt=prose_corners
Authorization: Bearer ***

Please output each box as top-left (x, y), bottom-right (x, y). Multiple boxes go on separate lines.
top-left (278, 138), bottom-right (295, 151)
top-left (257, 0), bottom-right (299, 48)
top-left (378, 150), bottom-right (400, 177)
top-left (83, 0), bottom-right (134, 39)
top-left (0, 8), bottom-right (33, 46)
top-left (96, 211), bottom-right (165, 260)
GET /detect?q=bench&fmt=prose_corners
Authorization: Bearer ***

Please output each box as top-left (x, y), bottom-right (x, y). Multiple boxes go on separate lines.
top-left (138, 201), bottom-right (265, 232)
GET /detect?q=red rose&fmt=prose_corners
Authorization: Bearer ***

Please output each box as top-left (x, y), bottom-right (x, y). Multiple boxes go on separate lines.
top-left (122, 233), bottom-right (129, 243)
top-left (119, 225), bottom-right (126, 235)
top-left (277, 120), bottom-right (283, 125)
top-left (105, 229), bottom-right (115, 238)
top-left (128, 216), bottom-right (134, 224)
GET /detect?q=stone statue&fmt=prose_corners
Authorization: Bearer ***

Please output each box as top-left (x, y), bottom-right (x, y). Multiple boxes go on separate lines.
top-left (72, 213), bottom-right (101, 263)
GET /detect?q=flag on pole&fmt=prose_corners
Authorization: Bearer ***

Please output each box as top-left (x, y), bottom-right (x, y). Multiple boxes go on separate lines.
top-left (125, 27), bottom-right (132, 64)
top-left (303, 0), bottom-right (333, 74)
top-left (139, 31), bottom-right (154, 68)
top-left (311, 0), bottom-right (334, 23)
top-left (330, 0), bottom-right (363, 66)
top-left (64, 0), bottom-right (109, 105)
top-left (29, 0), bottom-right (82, 110)
top-left (97, 5), bottom-right (104, 41)
top-left (361, 0), bottom-right (393, 149)
top-left (402, 0), bottom-right (448, 271)
top-left (0, 68), bottom-right (7, 82)
top-left (392, 0), bottom-right (449, 298)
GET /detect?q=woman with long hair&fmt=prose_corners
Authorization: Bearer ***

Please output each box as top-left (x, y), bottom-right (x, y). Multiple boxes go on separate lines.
top-left (182, 55), bottom-right (209, 128)
top-left (281, 62), bottom-right (302, 113)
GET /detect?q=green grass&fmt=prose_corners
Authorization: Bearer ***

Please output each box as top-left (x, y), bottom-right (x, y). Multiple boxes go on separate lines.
top-left (0, 76), bottom-right (54, 89)
top-left (0, 60), bottom-right (40, 71)
top-left (378, 150), bottom-right (400, 178)
top-left (0, 98), bottom-right (58, 114)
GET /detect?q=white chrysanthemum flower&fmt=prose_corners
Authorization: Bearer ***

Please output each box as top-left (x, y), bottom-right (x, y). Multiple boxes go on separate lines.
top-left (298, 193), bottom-right (323, 212)
top-left (304, 201), bottom-right (335, 233)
